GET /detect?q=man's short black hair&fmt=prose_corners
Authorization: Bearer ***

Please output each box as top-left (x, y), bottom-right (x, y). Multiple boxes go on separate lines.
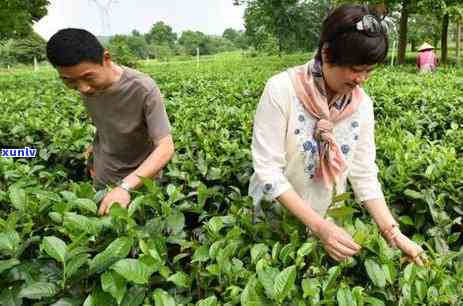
top-left (315, 4), bottom-right (389, 67)
top-left (46, 28), bottom-right (104, 67)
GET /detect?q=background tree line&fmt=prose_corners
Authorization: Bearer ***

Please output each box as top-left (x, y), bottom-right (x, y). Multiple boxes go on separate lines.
top-left (105, 22), bottom-right (248, 66)
top-left (1, 0), bottom-right (462, 67)
top-left (236, 0), bottom-right (462, 64)
top-left (0, 0), bottom-right (49, 66)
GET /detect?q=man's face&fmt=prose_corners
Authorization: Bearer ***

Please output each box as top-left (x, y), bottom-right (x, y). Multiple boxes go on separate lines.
top-left (56, 57), bottom-right (112, 95)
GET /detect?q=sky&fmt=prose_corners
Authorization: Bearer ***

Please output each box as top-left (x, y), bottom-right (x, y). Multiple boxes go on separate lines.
top-left (34, 0), bottom-right (246, 40)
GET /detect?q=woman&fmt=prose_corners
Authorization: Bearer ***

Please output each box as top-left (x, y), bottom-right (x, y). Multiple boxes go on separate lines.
top-left (416, 42), bottom-right (438, 73)
top-left (249, 4), bottom-right (426, 265)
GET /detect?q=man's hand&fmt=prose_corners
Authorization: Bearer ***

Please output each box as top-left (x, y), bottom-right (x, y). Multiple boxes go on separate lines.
top-left (98, 187), bottom-right (131, 215)
top-left (84, 145), bottom-right (95, 178)
top-left (314, 219), bottom-right (362, 262)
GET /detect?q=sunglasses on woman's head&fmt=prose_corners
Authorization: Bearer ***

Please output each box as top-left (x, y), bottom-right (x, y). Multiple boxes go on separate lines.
top-left (355, 15), bottom-right (389, 36)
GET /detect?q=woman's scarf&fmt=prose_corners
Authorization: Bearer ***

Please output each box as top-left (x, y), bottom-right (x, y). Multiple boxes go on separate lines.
top-left (287, 60), bottom-right (363, 189)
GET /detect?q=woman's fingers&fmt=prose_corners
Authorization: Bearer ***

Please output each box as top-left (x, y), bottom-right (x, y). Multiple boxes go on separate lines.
top-left (395, 233), bottom-right (428, 266)
top-left (414, 255), bottom-right (424, 266)
top-left (321, 224), bottom-right (361, 260)
top-left (323, 223), bottom-right (430, 267)
top-left (410, 246), bottom-right (427, 266)
top-left (337, 234), bottom-right (361, 253)
top-left (327, 248), bottom-right (345, 262)
top-left (328, 240), bottom-right (358, 257)
top-left (325, 235), bottom-right (360, 260)
top-left (405, 252), bottom-right (424, 266)
top-left (98, 202), bottom-right (108, 215)
top-left (420, 252), bottom-right (429, 265)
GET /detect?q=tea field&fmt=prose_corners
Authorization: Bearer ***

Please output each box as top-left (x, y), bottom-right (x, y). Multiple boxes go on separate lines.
top-left (0, 54), bottom-right (462, 305)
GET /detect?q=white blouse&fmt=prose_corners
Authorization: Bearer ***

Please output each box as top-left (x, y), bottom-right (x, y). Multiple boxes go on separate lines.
top-left (249, 68), bottom-right (385, 217)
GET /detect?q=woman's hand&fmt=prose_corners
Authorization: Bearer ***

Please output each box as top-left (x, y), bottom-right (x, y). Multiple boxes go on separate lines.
top-left (363, 199), bottom-right (428, 266)
top-left (313, 219), bottom-right (361, 262)
top-left (382, 223), bottom-right (427, 266)
top-left (274, 191), bottom-right (360, 261)
top-left (391, 232), bottom-right (427, 266)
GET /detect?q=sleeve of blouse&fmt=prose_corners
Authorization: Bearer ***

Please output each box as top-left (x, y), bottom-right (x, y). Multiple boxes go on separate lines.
top-left (251, 76), bottom-right (293, 201)
top-left (347, 97), bottom-right (385, 203)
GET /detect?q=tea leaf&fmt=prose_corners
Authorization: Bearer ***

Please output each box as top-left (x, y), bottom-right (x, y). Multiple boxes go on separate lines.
top-left (364, 259), bottom-right (386, 288)
top-left (42, 236), bottom-right (67, 263)
top-left (111, 259), bottom-right (153, 284)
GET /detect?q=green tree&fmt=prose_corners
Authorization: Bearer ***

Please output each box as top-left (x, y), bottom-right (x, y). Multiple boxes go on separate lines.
top-left (223, 28), bottom-right (240, 42)
top-left (0, 32), bottom-right (46, 66)
top-left (417, 0), bottom-right (463, 64)
top-left (396, 0), bottom-right (411, 64)
top-left (234, 30), bottom-right (249, 49)
top-left (0, 0), bottom-right (49, 38)
top-left (237, 0), bottom-right (330, 55)
top-left (178, 30), bottom-right (208, 55)
top-left (356, 0), bottom-right (463, 65)
top-left (146, 21), bottom-right (177, 48)
top-left (106, 34), bottom-right (149, 60)
top-left (147, 42), bottom-right (174, 61)
top-left (408, 14), bottom-right (441, 51)
top-left (107, 36), bottom-right (138, 67)
top-left (245, 24), bottom-right (278, 54)
top-left (456, 15), bottom-right (462, 65)
top-left (332, 1), bottom-right (408, 64)
top-left (0, 39), bottom-right (17, 66)
top-left (206, 36), bottom-right (236, 53)
top-left (223, 28), bottom-right (248, 49)
top-left (12, 32), bottom-right (46, 63)
top-left (126, 34), bottom-right (149, 59)
top-left (131, 29), bottom-right (142, 37)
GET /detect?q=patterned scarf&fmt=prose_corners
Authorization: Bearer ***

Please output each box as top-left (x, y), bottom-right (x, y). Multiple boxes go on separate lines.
top-left (288, 60), bottom-right (363, 189)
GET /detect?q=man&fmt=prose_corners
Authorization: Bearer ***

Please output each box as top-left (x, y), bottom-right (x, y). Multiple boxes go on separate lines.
top-left (46, 28), bottom-right (174, 215)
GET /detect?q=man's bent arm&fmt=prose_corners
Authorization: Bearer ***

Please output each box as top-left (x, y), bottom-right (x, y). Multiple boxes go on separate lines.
top-left (122, 135), bottom-right (174, 190)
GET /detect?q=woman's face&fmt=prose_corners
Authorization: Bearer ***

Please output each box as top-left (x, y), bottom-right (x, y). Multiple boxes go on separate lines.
top-left (322, 62), bottom-right (375, 95)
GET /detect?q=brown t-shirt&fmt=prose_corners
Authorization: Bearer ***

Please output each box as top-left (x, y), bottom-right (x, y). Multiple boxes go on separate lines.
top-left (82, 66), bottom-right (171, 189)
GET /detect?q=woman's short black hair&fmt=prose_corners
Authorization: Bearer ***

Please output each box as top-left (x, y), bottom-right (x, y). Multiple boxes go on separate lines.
top-left (315, 4), bottom-right (388, 66)
top-left (46, 28), bottom-right (104, 67)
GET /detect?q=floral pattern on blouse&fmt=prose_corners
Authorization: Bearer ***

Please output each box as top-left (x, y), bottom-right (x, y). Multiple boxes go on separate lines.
top-left (292, 96), bottom-right (363, 181)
